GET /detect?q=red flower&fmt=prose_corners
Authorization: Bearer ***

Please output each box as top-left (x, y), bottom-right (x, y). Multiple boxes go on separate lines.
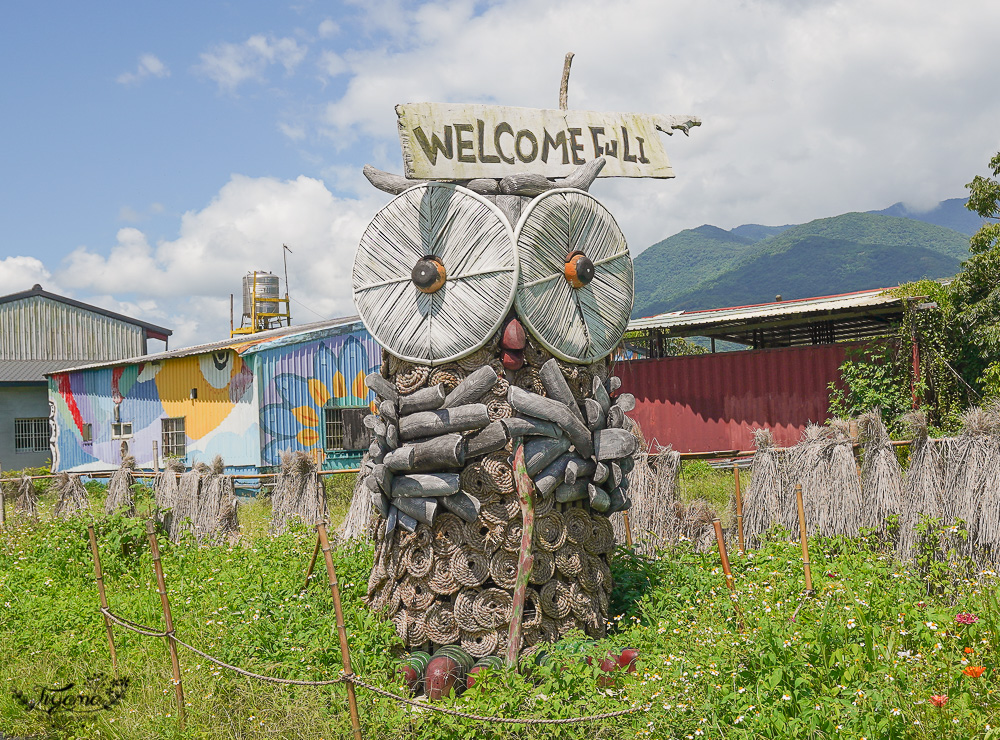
top-left (929, 695), bottom-right (948, 708)
top-left (962, 666), bottom-right (986, 678)
top-left (825, 572), bottom-right (839, 578)
top-left (964, 647), bottom-right (975, 655)
top-left (955, 613), bottom-right (979, 625)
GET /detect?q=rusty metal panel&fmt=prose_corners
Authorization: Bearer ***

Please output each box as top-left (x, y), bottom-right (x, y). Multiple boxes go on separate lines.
top-left (254, 327), bottom-right (382, 468)
top-left (617, 344), bottom-right (857, 453)
top-left (0, 295), bottom-right (145, 361)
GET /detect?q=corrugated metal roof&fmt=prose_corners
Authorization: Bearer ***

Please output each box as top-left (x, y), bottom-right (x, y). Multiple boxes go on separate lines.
top-left (0, 285), bottom-right (171, 337)
top-left (628, 287), bottom-right (902, 332)
top-left (0, 359), bottom-right (88, 383)
top-left (46, 316), bottom-right (365, 375)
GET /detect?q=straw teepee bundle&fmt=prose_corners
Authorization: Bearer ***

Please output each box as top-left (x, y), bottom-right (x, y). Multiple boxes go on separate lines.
top-left (614, 433), bottom-right (681, 551)
top-left (896, 411), bottom-right (946, 560)
top-left (271, 451), bottom-right (327, 535)
top-left (742, 428), bottom-right (786, 548)
top-left (170, 462), bottom-right (207, 543)
top-left (858, 410), bottom-right (903, 532)
top-left (104, 455), bottom-right (136, 517)
top-left (339, 455), bottom-right (374, 542)
top-left (822, 420), bottom-right (864, 538)
top-left (194, 456), bottom-right (228, 540)
top-left (153, 457), bottom-right (185, 532)
top-left (784, 425), bottom-right (830, 536)
top-left (15, 476), bottom-right (38, 519)
top-left (53, 472), bottom-right (89, 518)
top-left (971, 402), bottom-right (1000, 565)
top-left (214, 475), bottom-right (240, 545)
top-left (945, 407), bottom-right (995, 545)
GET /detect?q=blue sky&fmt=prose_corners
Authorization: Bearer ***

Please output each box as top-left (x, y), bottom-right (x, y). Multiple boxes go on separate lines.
top-left (2, 0), bottom-right (1000, 347)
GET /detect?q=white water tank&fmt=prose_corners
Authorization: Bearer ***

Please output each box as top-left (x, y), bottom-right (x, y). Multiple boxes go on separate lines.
top-left (242, 271), bottom-right (281, 317)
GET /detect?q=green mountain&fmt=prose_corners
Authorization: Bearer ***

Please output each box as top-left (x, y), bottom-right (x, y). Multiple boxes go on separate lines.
top-left (868, 197), bottom-right (987, 236)
top-left (632, 210), bottom-right (971, 318)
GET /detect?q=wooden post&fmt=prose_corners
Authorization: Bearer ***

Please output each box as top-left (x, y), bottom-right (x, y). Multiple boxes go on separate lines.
top-left (146, 520), bottom-right (185, 730)
top-left (506, 444), bottom-right (536, 667)
top-left (712, 519), bottom-right (736, 592)
top-left (712, 518), bottom-right (743, 630)
top-left (794, 484), bottom-right (813, 593)
top-left (0, 465), bottom-right (5, 529)
top-left (622, 510), bottom-right (634, 548)
top-left (87, 524), bottom-right (118, 673)
top-left (733, 463), bottom-right (745, 554)
top-left (302, 532), bottom-right (321, 593)
top-left (317, 523), bottom-right (363, 740)
top-left (152, 441), bottom-right (159, 473)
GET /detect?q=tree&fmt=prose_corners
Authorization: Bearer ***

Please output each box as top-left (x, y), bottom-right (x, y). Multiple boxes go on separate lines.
top-left (952, 151), bottom-right (1000, 398)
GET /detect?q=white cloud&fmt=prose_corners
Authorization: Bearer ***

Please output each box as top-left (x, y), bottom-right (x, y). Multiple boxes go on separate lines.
top-left (311, 0), bottom-right (1000, 251)
top-left (117, 54), bottom-right (170, 85)
top-left (56, 175), bottom-right (384, 348)
top-left (317, 49), bottom-right (348, 78)
top-left (197, 35), bottom-right (307, 92)
top-left (0, 256), bottom-right (55, 295)
top-left (278, 121), bottom-right (307, 141)
top-left (318, 18), bottom-right (339, 38)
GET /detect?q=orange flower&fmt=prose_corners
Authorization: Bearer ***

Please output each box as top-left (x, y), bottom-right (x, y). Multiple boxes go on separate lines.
top-left (963, 666), bottom-right (986, 678)
top-left (929, 695), bottom-right (948, 708)
top-left (964, 647), bottom-right (975, 654)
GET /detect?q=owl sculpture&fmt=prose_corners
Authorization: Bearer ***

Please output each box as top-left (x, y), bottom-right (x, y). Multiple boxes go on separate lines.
top-left (352, 157), bottom-right (638, 665)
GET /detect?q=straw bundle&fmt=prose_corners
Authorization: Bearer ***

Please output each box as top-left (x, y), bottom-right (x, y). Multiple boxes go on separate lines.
top-left (971, 402), bottom-right (1000, 564)
top-left (53, 472), bottom-right (89, 518)
top-left (614, 434), bottom-right (681, 551)
top-left (945, 407), bottom-right (996, 546)
top-left (15, 477), bottom-right (37, 518)
top-left (858, 410), bottom-right (903, 532)
top-left (104, 455), bottom-right (136, 517)
top-left (170, 463), bottom-right (207, 543)
top-left (742, 429), bottom-right (786, 548)
top-left (193, 456), bottom-right (226, 539)
top-left (822, 421), bottom-right (864, 538)
top-left (340, 456), bottom-right (373, 542)
top-left (153, 457), bottom-right (184, 532)
top-left (270, 451), bottom-right (327, 535)
top-left (784, 425), bottom-right (830, 535)
top-left (897, 411), bottom-right (946, 560)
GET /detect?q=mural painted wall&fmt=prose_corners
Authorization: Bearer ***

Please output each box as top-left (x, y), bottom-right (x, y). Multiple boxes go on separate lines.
top-left (50, 350), bottom-right (257, 471)
top-left (254, 332), bottom-right (381, 468)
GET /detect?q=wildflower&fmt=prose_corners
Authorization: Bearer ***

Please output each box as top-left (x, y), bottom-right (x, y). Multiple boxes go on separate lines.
top-left (929, 695), bottom-right (948, 708)
top-left (825, 572), bottom-right (839, 578)
top-left (782, 694), bottom-right (791, 701)
top-left (962, 666), bottom-right (986, 678)
top-left (924, 621), bottom-right (938, 630)
top-left (955, 613), bottom-right (979, 625)
top-left (964, 647), bottom-right (974, 654)
top-left (891, 708), bottom-right (901, 716)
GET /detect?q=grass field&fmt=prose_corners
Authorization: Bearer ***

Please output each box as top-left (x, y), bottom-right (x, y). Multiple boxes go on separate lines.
top-left (0, 478), bottom-right (997, 739)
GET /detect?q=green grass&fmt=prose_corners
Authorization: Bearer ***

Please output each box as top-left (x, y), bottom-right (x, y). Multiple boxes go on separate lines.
top-left (1, 491), bottom-right (998, 739)
top-left (677, 461), bottom-right (739, 526)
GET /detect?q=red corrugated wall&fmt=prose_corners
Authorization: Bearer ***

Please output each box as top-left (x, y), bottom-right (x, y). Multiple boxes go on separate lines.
top-left (616, 344), bottom-right (856, 452)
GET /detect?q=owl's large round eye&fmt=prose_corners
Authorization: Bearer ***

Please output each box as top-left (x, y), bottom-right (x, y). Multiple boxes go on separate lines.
top-left (513, 188), bottom-right (633, 363)
top-left (353, 183), bottom-right (517, 365)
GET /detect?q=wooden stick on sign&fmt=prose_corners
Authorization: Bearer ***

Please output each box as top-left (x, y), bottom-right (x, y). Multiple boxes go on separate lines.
top-left (88, 524), bottom-right (118, 673)
top-left (559, 52), bottom-right (575, 110)
top-left (145, 520), bottom-right (185, 730)
top-left (317, 523), bottom-right (363, 740)
top-left (506, 444), bottom-right (536, 667)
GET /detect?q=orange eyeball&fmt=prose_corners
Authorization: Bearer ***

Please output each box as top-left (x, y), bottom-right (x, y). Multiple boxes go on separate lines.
top-left (564, 250), bottom-right (595, 288)
top-left (411, 256), bottom-right (447, 293)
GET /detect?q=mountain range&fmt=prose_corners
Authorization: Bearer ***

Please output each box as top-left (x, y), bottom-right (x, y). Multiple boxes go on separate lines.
top-left (631, 197), bottom-right (986, 319)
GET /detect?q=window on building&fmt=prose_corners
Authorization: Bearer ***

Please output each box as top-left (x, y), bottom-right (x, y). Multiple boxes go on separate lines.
top-left (161, 417), bottom-right (186, 458)
top-left (324, 407), bottom-right (371, 451)
top-left (111, 422), bottom-right (133, 439)
top-left (14, 418), bottom-right (50, 452)
top-left (81, 423), bottom-right (92, 443)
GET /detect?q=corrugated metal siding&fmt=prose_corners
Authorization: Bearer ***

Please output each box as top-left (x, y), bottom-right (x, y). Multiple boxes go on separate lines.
top-left (616, 344), bottom-right (858, 453)
top-left (0, 296), bottom-right (145, 361)
top-left (254, 328), bottom-right (382, 470)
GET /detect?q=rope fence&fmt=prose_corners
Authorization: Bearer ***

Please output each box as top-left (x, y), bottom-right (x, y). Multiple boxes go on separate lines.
top-left (87, 522), bottom-right (644, 736)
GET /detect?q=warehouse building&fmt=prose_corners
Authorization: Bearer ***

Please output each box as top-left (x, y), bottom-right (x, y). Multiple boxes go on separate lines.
top-left (0, 284), bottom-right (171, 471)
top-left (48, 317), bottom-right (381, 474)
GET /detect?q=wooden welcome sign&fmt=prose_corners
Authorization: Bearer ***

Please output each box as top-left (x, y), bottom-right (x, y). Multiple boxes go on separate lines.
top-left (397, 102), bottom-right (700, 181)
